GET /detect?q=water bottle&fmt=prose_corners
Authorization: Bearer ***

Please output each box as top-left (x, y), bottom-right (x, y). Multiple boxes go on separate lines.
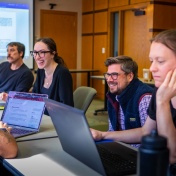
top-left (137, 129), bottom-right (169, 176)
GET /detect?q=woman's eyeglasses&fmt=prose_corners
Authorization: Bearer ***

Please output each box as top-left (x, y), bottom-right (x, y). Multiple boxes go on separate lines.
top-left (30, 50), bottom-right (51, 58)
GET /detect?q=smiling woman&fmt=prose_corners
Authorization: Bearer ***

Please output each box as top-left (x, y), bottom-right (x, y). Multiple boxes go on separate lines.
top-left (32, 37), bottom-right (74, 115)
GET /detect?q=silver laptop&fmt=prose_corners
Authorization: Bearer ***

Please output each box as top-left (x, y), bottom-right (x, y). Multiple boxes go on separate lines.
top-left (1, 91), bottom-right (48, 138)
top-left (45, 98), bottom-right (137, 176)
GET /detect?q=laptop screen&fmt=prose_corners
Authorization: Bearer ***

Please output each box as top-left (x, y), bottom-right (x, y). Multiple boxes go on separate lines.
top-left (1, 91), bottom-right (48, 130)
top-left (44, 98), bottom-right (106, 176)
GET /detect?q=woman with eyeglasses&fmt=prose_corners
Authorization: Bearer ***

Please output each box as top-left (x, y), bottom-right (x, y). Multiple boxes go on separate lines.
top-left (31, 37), bottom-right (74, 114)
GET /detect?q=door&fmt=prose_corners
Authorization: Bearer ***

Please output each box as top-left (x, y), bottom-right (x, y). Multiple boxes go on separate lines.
top-left (40, 10), bottom-right (77, 89)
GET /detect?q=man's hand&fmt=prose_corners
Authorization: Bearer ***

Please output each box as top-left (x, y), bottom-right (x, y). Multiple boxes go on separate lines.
top-left (157, 69), bottom-right (176, 103)
top-left (90, 128), bottom-right (103, 141)
top-left (0, 92), bottom-right (8, 102)
top-left (0, 121), bottom-right (12, 133)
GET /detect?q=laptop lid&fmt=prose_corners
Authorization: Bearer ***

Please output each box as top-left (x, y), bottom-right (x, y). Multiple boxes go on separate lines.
top-left (45, 98), bottom-right (106, 175)
top-left (1, 91), bottom-right (48, 137)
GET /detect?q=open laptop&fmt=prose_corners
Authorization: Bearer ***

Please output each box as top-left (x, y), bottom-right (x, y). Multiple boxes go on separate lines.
top-left (45, 98), bottom-right (137, 176)
top-left (1, 91), bottom-right (48, 138)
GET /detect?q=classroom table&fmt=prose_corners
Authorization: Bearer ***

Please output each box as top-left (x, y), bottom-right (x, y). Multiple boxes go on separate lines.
top-left (0, 114), bottom-right (101, 176)
top-left (69, 69), bottom-right (99, 87)
top-left (0, 111), bottom-right (139, 176)
top-left (0, 100), bottom-right (5, 107)
top-left (2, 138), bottom-right (101, 176)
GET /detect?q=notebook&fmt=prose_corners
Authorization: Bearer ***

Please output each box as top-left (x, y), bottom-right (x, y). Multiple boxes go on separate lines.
top-left (44, 98), bottom-right (137, 176)
top-left (1, 91), bottom-right (48, 138)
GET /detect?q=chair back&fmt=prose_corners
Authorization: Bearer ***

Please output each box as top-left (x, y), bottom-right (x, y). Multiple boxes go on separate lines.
top-left (73, 86), bottom-right (97, 114)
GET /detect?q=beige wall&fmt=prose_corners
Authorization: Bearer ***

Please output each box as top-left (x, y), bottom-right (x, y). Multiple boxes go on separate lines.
top-left (34, 0), bottom-right (82, 85)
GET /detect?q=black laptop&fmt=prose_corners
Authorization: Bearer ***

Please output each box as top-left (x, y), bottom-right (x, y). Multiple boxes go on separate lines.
top-left (45, 98), bottom-right (137, 176)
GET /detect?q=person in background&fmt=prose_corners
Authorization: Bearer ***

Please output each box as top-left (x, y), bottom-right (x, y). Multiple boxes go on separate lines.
top-left (95, 56), bottom-right (153, 147)
top-left (0, 121), bottom-right (18, 158)
top-left (91, 29), bottom-right (176, 165)
top-left (0, 42), bottom-right (34, 101)
top-left (31, 37), bottom-right (74, 113)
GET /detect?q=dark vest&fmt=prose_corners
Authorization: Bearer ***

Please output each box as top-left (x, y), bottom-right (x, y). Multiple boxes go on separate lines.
top-left (107, 78), bottom-right (153, 130)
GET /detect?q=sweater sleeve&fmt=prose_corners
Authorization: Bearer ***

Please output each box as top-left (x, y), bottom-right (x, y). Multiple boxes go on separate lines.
top-left (56, 69), bottom-right (74, 107)
top-left (15, 70), bottom-right (34, 92)
top-left (147, 88), bottom-right (157, 121)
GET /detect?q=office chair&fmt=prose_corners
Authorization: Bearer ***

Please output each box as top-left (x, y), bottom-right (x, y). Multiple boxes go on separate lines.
top-left (73, 86), bottom-right (97, 114)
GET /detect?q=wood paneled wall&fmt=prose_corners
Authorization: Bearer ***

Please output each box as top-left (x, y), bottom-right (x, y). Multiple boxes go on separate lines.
top-left (82, 0), bottom-right (93, 12)
top-left (109, 0), bottom-right (128, 8)
top-left (94, 0), bottom-right (108, 10)
top-left (82, 0), bottom-right (176, 99)
top-left (82, 14), bottom-right (93, 33)
top-left (94, 12), bottom-right (108, 33)
top-left (82, 0), bottom-right (108, 99)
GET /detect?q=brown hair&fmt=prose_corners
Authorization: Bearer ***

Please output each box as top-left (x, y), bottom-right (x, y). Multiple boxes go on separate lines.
top-left (104, 55), bottom-right (138, 79)
top-left (36, 37), bottom-right (67, 67)
top-left (7, 42), bottom-right (25, 58)
top-left (150, 29), bottom-right (176, 56)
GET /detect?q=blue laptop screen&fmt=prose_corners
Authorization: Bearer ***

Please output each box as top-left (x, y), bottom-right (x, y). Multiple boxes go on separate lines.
top-left (1, 91), bottom-right (48, 129)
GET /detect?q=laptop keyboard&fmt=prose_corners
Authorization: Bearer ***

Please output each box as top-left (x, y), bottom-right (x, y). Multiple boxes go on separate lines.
top-left (11, 128), bottom-right (34, 136)
top-left (97, 144), bottom-right (137, 176)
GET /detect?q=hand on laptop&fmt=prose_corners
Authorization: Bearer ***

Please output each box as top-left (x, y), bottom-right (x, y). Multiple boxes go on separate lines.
top-left (0, 121), bottom-right (12, 133)
top-left (90, 128), bottom-right (103, 141)
top-left (0, 92), bottom-right (8, 102)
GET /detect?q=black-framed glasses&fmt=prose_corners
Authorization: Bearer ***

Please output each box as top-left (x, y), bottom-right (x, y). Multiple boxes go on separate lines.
top-left (30, 50), bottom-right (51, 58)
top-left (104, 72), bottom-right (124, 80)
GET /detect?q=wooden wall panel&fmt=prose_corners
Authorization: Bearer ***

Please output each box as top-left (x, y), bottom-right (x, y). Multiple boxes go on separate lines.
top-left (131, 0), bottom-right (176, 3)
top-left (94, 0), bottom-right (108, 10)
top-left (153, 0), bottom-right (176, 2)
top-left (94, 12), bottom-right (108, 33)
top-left (130, 0), bottom-right (150, 3)
top-left (82, 14), bottom-right (93, 34)
top-left (82, 0), bottom-right (93, 12)
top-left (93, 35), bottom-right (108, 99)
top-left (147, 4), bottom-right (154, 30)
top-left (82, 36), bottom-right (93, 68)
top-left (109, 0), bottom-right (129, 8)
top-left (153, 4), bottom-right (176, 29)
top-left (122, 10), bottom-right (151, 78)
top-left (81, 36), bottom-right (93, 86)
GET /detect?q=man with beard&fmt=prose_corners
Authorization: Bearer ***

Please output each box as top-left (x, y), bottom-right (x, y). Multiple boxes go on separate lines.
top-left (0, 42), bottom-right (34, 101)
top-left (99, 56), bottom-right (153, 146)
